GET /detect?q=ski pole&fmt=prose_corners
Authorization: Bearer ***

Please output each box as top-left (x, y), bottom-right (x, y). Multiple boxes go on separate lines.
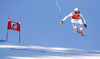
top-left (56, 1), bottom-right (61, 21)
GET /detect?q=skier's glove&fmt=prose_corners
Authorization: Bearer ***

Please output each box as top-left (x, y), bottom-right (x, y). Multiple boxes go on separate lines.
top-left (84, 24), bottom-right (87, 28)
top-left (60, 21), bottom-right (64, 25)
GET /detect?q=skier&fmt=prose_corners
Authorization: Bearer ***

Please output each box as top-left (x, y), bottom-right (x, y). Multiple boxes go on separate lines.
top-left (60, 8), bottom-right (87, 34)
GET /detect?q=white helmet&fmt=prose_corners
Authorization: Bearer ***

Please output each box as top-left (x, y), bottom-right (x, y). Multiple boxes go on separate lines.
top-left (74, 8), bottom-right (79, 12)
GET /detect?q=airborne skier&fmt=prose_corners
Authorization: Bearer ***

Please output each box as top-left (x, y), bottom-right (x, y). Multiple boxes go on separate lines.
top-left (60, 8), bottom-right (87, 34)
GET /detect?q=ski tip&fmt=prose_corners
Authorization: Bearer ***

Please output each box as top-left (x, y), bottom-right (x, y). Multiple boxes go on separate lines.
top-left (74, 31), bottom-right (86, 37)
top-left (81, 34), bottom-right (86, 37)
top-left (83, 35), bottom-right (86, 37)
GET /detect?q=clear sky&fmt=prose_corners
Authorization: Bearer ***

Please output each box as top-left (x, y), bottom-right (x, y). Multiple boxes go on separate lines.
top-left (0, 0), bottom-right (100, 50)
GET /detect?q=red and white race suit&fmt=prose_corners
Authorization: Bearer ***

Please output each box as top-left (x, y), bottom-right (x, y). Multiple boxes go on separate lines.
top-left (62, 11), bottom-right (86, 30)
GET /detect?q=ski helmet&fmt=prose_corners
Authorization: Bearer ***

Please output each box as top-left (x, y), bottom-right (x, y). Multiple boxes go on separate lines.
top-left (74, 8), bottom-right (79, 12)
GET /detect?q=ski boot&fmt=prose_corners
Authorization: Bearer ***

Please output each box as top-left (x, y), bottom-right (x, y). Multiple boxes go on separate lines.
top-left (79, 30), bottom-right (83, 34)
top-left (74, 28), bottom-right (78, 32)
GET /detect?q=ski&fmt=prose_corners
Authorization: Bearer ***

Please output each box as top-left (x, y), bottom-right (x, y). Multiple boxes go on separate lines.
top-left (74, 31), bottom-right (86, 37)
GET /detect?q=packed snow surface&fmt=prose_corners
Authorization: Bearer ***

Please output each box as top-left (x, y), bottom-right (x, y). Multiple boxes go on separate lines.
top-left (0, 40), bottom-right (100, 59)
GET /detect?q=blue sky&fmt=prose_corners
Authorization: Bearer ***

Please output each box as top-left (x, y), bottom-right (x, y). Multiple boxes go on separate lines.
top-left (0, 0), bottom-right (100, 50)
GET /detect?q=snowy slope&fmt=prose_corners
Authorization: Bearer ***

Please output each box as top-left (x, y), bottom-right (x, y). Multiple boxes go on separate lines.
top-left (0, 40), bottom-right (100, 59)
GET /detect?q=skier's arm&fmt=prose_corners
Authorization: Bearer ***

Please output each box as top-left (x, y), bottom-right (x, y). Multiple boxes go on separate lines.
top-left (60, 13), bottom-right (72, 24)
top-left (80, 13), bottom-right (87, 28)
top-left (80, 13), bottom-right (86, 24)
top-left (62, 13), bottom-right (72, 21)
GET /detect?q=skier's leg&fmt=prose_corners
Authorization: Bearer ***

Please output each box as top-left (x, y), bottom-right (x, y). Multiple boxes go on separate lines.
top-left (78, 19), bottom-right (83, 34)
top-left (72, 23), bottom-right (77, 29)
top-left (71, 19), bottom-right (78, 32)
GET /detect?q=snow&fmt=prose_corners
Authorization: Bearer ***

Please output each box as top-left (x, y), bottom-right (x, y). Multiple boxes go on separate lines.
top-left (0, 40), bottom-right (100, 59)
